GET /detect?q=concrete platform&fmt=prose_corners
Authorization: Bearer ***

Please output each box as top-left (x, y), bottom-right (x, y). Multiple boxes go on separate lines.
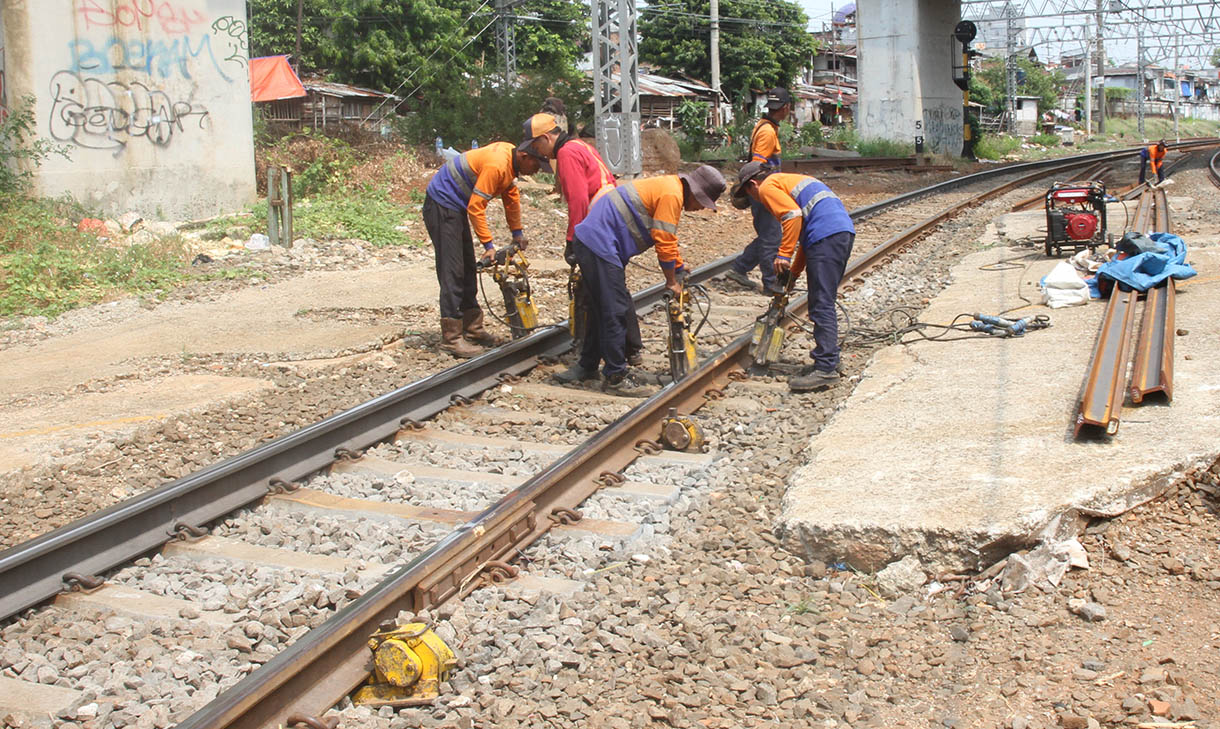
top-left (777, 244), bottom-right (1220, 572)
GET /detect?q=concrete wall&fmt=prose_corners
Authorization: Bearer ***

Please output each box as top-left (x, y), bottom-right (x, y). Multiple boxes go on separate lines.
top-left (1, 0), bottom-right (254, 219)
top-left (857, 0), bottom-right (964, 155)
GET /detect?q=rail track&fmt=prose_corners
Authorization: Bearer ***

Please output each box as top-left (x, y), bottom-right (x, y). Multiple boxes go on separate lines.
top-left (1209, 148), bottom-right (1220, 188)
top-left (1, 140), bottom-right (1217, 729)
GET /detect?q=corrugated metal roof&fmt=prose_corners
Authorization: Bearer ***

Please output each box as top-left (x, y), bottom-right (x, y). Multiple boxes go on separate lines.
top-left (301, 78), bottom-right (400, 101)
top-left (637, 72), bottom-right (714, 98)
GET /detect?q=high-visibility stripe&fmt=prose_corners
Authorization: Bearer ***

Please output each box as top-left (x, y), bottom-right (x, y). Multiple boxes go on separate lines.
top-left (473, 188), bottom-right (492, 200)
top-left (653, 219), bottom-right (677, 234)
top-left (444, 155), bottom-right (476, 199)
top-left (608, 184), bottom-right (652, 251)
top-left (780, 209), bottom-right (802, 222)
top-left (801, 189), bottom-right (840, 217)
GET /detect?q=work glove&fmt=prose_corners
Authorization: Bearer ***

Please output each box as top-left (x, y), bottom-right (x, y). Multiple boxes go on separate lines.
top-left (512, 231), bottom-right (528, 251)
top-left (563, 241), bottom-right (578, 267)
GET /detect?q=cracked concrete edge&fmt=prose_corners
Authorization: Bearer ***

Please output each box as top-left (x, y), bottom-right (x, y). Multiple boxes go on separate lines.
top-left (775, 449), bottom-right (1220, 575)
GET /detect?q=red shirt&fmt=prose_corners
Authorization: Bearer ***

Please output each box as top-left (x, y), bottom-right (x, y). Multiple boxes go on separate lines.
top-left (556, 138), bottom-right (616, 242)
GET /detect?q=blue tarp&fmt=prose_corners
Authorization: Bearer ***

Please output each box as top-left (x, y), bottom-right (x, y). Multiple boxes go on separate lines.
top-left (1095, 232), bottom-right (1196, 293)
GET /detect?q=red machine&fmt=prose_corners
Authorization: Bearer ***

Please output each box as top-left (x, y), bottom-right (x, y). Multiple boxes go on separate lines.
top-left (1044, 181), bottom-right (1108, 257)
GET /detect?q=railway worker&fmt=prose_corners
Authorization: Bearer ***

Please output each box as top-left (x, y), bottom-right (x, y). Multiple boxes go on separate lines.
top-left (1139, 139), bottom-right (1168, 186)
top-left (561, 165), bottom-right (726, 394)
top-left (517, 112), bottom-right (646, 382)
top-left (731, 161), bottom-right (855, 392)
top-left (422, 140), bottom-right (544, 358)
top-left (724, 87), bottom-right (791, 296)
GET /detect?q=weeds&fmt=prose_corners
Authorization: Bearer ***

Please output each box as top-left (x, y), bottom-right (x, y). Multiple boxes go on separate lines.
top-left (0, 95), bottom-right (70, 194)
top-left (974, 134), bottom-right (1023, 160)
top-left (856, 137), bottom-right (916, 157)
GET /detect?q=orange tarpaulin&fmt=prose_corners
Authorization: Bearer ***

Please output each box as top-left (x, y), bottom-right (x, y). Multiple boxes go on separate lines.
top-left (249, 56), bottom-right (306, 103)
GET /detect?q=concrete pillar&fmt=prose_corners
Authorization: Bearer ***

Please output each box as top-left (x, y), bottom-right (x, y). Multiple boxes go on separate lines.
top-left (1, 0), bottom-right (255, 219)
top-left (857, 0), bottom-right (964, 155)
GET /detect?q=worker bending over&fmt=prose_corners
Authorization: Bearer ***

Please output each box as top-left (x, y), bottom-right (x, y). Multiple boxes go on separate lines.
top-left (517, 112), bottom-right (648, 381)
top-left (732, 161), bottom-right (855, 392)
top-left (423, 141), bottom-right (543, 358)
top-left (561, 166), bottom-right (726, 394)
top-left (725, 87), bottom-right (791, 295)
top-left (1138, 140), bottom-right (1167, 186)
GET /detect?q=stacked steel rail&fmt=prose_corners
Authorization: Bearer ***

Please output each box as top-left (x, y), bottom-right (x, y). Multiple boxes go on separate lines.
top-left (1, 140), bottom-right (1217, 729)
top-left (1075, 187), bottom-right (1175, 436)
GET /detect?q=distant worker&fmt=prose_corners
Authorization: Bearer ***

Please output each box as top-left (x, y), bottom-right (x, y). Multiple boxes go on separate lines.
top-left (724, 87), bottom-right (792, 296)
top-left (1138, 139), bottom-right (1167, 185)
top-left (731, 161), bottom-right (855, 392)
top-left (563, 166), bottom-right (726, 394)
top-left (517, 113), bottom-right (647, 382)
top-left (423, 141), bottom-right (544, 358)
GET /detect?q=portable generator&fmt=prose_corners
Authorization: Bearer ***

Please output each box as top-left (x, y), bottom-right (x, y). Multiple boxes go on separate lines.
top-left (1044, 181), bottom-right (1107, 257)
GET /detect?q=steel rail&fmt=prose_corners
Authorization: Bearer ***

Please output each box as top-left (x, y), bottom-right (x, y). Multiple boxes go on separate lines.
top-left (1074, 188), bottom-right (1156, 437)
top-left (177, 144), bottom-right (1116, 729)
top-left (1, 142), bottom-right (1162, 625)
top-left (2, 138), bottom-right (1215, 715)
top-left (1130, 188), bottom-right (1175, 404)
top-left (1209, 149), bottom-right (1220, 188)
top-left (0, 257), bottom-right (738, 624)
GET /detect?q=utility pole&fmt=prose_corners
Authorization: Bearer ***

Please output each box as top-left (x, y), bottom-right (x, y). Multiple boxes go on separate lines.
top-left (294, 0), bottom-right (303, 72)
top-left (710, 0), bottom-right (721, 127)
top-left (1084, 42), bottom-right (1092, 135)
top-left (1136, 27), bottom-right (1145, 137)
top-left (1095, 0), bottom-right (1106, 134)
top-left (1173, 36), bottom-right (1180, 141)
top-left (1005, 5), bottom-right (1018, 134)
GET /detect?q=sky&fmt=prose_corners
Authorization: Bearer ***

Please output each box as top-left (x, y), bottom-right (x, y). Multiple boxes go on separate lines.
top-left (793, 0), bottom-right (1216, 68)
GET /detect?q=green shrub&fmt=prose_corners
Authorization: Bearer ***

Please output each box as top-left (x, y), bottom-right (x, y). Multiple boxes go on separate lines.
top-left (675, 99), bottom-right (711, 160)
top-left (1, 95), bottom-right (70, 194)
top-left (825, 123), bottom-right (859, 149)
top-left (974, 134), bottom-right (1022, 160)
top-left (855, 137), bottom-right (915, 157)
top-left (1030, 133), bottom-right (1061, 147)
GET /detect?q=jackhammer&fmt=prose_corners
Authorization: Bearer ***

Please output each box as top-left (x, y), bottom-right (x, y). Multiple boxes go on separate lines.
top-left (750, 247), bottom-right (806, 368)
top-left (478, 242), bottom-right (538, 339)
top-left (567, 265), bottom-right (589, 346)
top-left (664, 280), bottom-right (697, 381)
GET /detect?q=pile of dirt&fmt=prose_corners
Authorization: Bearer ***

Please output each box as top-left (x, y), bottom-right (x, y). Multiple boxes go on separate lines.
top-left (642, 128), bottom-right (682, 173)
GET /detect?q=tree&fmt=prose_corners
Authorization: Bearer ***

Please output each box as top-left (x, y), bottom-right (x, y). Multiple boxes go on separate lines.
top-left (1210, 46), bottom-right (1220, 67)
top-left (248, 0), bottom-right (587, 95)
top-left (638, 0), bottom-right (817, 101)
top-left (973, 56), bottom-right (1065, 115)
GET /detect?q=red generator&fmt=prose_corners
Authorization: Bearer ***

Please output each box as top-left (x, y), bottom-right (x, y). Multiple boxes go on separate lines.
top-left (1044, 181), bottom-right (1107, 257)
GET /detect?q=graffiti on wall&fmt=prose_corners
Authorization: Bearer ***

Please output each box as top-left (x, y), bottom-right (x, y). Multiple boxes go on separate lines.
top-left (76, 0), bottom-right (209, 36)
top-left (68, 34), bottom-right (233, 81)
top-left (921, 105), bottom-right (963, 154)
top-left (210, 16), bottom-right (248, 71)
top-left (48, 70), bottom-right (210, 151)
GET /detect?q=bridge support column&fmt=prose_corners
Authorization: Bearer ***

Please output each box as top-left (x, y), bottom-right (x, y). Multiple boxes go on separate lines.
top-left (857, 0), bottom-right (964, 156)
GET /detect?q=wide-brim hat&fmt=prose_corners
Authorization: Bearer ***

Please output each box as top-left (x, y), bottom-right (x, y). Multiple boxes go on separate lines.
top-left (678, 165), bottom-right (726, 211)
top-left (729, 161), bottom-right (767, 209)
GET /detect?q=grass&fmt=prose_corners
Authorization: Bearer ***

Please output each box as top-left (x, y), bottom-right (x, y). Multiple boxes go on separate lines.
top-left (0, 196), bottom-right (192, 318)
top-left (856, 137), bottom-right (916, 157)
top-left (974, 134), bottom-right (1023, 160)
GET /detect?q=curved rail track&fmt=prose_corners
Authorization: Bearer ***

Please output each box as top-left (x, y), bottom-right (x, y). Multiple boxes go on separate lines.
top-left (1, 139), bottom-right (1217, 729)
top-left (1209, 148), bottom-right (1220, 188)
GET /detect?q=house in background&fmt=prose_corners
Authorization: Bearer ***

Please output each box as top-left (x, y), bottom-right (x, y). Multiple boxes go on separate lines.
top-left (249, 56), bottom-right (399, 131)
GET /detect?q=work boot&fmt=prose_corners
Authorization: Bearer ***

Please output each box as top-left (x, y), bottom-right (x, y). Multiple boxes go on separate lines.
top-left (627, 350), bottom-right (644, 367)
top-left (763, 284), bottom-right (786, 297)
top-left (603, 371), bottom-right (653, 398)
top-left (789, 368), bottom-right (840, 392)
top-left (553, 363), bottom-right (599, 384)
top-left (724, 269), bottom-right (757, 291)
top-left (461, 308), bottom-right (502, 346)
top-left (440, 317), bottom-right (484, 359)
